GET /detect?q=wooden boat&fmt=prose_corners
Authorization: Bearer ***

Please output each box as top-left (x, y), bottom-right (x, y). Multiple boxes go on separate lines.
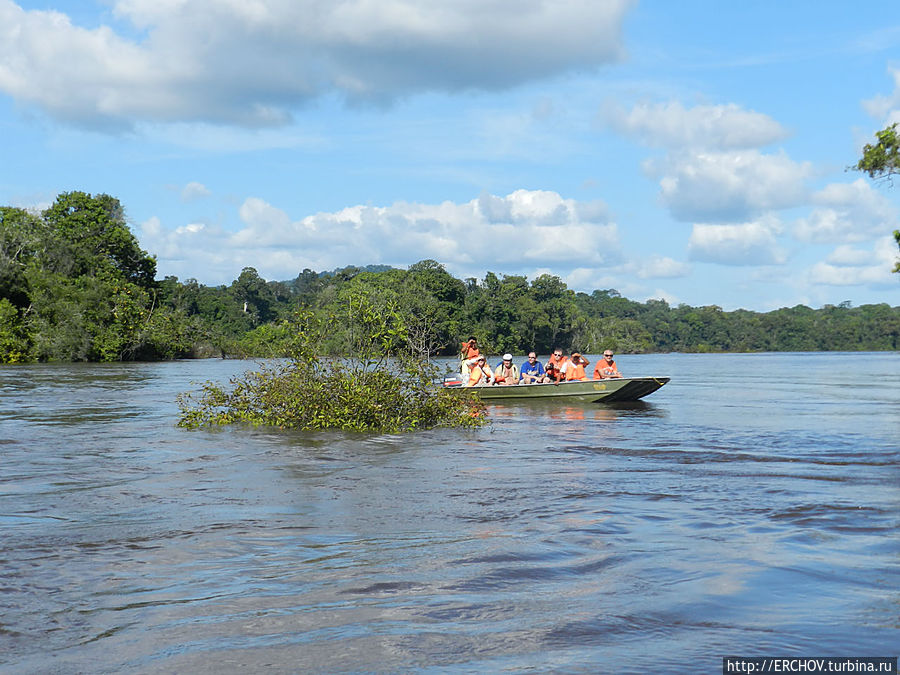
top-left (443, 376), bottom-right (669, 403)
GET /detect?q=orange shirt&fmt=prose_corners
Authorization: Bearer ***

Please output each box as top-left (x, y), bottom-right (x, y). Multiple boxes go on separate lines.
top-left (593, 359), bottom-right (621, 379)
top-left (461, 342), bottom-right (480, 360)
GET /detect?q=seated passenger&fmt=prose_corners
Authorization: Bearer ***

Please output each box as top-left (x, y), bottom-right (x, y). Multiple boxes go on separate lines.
top-left (547, 348), bottom-right (569, 371)
top-left (593, 350), bottom-right (623, 379)
top-left (494, 353), bottom-right (519, 385)
top-left (520, 352), bottom-right (550, 384)
top-left (544, 361), bottom-right (563, 383)
top-left (564, 352), bottom-right (590, 381)
top-left (466, 355), bottom-right (495, 386)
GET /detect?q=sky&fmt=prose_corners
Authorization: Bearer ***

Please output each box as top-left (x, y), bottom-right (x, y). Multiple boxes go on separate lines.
top-left (1, 1), bottom-right (899, 312)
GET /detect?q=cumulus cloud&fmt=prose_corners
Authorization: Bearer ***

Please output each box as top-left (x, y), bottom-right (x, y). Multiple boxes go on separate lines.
top-left (650, 149), bottom-right (811, 222)
top-left (862, 66), bottom-right (900, 125)
top-left (180, 181), bottom-right (211, 201)
top-left (793, 178), bottom-right (899, 244)
top-left (603, 101), bottom-right (788, 150)
top-left (688, 217), bottom-right (787, 266)
top-left (0, 0), bottom-right (633, 128)
top-left (138, 189), bottom-right (623, 283)
top-left (807, 236), bottom-right (898, 286)
top-left (629, 255), bottom-right (691, 279)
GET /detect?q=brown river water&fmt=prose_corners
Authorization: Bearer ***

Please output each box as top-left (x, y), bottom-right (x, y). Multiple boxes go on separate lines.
top-left (1, 352), bottom-right (898, 673)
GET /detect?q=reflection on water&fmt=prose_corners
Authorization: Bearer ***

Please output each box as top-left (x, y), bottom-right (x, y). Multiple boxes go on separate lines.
top-left (1, 353), bottom-right (898, 673)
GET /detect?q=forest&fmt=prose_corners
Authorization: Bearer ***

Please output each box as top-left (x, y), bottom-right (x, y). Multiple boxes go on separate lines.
top-left (1, 191), bottom-right (898, 363)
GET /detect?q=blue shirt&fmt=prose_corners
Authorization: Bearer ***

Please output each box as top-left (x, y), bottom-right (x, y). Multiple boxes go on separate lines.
top-left (521, 360), bottom-right (545, 377)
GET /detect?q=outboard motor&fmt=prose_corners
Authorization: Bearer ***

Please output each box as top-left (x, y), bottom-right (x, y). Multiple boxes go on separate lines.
top-left (442, 373), bottom-right (463, 388)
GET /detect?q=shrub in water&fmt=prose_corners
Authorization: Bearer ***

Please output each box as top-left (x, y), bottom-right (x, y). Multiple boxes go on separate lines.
top-left (177, 294), bottom-right (485, 432)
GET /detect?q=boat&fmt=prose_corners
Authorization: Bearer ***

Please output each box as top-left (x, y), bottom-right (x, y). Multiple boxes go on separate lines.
top-left (442, 376), bottom-right (669, 403)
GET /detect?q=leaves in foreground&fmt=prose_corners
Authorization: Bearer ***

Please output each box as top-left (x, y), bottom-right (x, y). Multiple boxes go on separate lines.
top-left (177, 297), bottom-right (486, 433)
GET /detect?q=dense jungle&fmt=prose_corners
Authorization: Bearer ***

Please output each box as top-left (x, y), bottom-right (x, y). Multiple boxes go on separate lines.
top-left (1, 191), bottom-right (898, 364)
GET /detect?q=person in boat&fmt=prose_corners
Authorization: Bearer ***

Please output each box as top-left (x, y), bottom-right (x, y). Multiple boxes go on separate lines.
top-left (461, 336), bottom-right (480, 361)
top-left (460, 336), bottom-right (481, 379)
top-left (493, 353), bottom-right (520, 385)
top-left (547, 347), bottom-right (568, 371)
top-left (564, 352), bottom-right (590, 381)
top-left (520, 352), bottom-right (550, 384)
top-left (593, 350), bottom-right (623, 379)
top-left (544, 361), bottom-right (563, 383)
top-left (466, 355), bottom-right (495, 386)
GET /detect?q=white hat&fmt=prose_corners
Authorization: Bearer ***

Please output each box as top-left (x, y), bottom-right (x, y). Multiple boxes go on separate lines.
top-left (502, 353), bottom-right (513, 361)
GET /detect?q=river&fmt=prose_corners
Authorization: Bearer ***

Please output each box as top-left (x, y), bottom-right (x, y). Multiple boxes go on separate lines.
top-left (1, 352), bottom-right (898, 673)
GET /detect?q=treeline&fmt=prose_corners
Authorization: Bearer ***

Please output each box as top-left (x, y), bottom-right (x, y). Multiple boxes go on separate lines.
top-left (1, 192), bottom-right (898, 363)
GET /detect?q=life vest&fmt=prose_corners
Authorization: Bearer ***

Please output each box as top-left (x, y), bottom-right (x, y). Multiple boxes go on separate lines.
top-left (467, 364), bottom-right (491, 386)
top-left (566, 361), bottom-right (588, 381)
top-left (547, 354), bottom-right (568, 369)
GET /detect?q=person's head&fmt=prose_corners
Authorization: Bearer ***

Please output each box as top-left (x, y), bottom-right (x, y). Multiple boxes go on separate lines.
top-left (502, 353), bottom-right (513, 365)
top-left (553, 347), bottom-right (563, 358)
top-left (476, 356), bottom-right (486, 366)
top-left (527, 352), bottom-right (537, 361)
top-left (572, 352), bottom-right (582, 363)
top-left (603, 350), bottom-right (614, 360)
top-left (468, 336), bottom-right (477, 345)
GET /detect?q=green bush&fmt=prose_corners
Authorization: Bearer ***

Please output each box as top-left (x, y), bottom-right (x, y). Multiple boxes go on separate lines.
top-left (177, 297), bottom-right (486, 432)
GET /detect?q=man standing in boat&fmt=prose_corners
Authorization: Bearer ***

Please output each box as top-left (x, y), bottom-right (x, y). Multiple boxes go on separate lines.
top-left (593, 350), bottom-right (623, 379)
top-left (460, 337), bottom-right (481, 379)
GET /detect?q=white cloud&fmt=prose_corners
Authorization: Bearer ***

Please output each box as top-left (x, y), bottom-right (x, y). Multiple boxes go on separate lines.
top-left (0, 0), bottom-right (634, 128)
top-left (651, 150), bottom-right (811, 222)
top-left (603, 101), bottom-right (788, 150)
top-left (826, 245), bottom-right (875, 267)
top-left (629, 255), bottom-right (691, 279)
top-left (688, 217), bottom-right (787, 266)
top-left (138, 189), bottom-right (624, 283)
top-left (793, 178), bottom-right (899, 243)
top-left (807, 236), bottom-right (898, 287)
top-left (862, 66), bottom-right (900, 124)
top-left (180, 181), bottom-right (211, 201)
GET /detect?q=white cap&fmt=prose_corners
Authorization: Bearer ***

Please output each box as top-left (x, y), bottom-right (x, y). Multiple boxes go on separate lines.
top-left (502, 353), bottom-right (513, 361)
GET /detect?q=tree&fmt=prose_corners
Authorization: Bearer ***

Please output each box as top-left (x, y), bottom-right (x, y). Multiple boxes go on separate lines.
top-left (41, 192), bottom-right (157, 286)
top-left (853, 124), bottom-right (900, 273)
top-left (854, 123), bottom-right (899, 181)
top-left (229, 267), bottom-right (278, 324)
top-left (0, 207), bottom-right (43, 308)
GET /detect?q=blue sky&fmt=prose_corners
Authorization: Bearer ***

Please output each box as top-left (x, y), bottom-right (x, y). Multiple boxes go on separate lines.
top-left (2, 0), bottom-right (899, 312)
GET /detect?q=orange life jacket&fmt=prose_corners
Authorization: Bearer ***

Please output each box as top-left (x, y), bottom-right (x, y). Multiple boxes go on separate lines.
top-left (566, 361), bottom-right (588, 381)
top-left (467, 364), bottom-right (491, 386)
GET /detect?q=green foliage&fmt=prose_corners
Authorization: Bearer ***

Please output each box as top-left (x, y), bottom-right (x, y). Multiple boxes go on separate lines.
top-left (895, 230), bottom-right (900, 274)
top-left (853, 125), bottom-right (900, 273)
top-left (854, 123), bottom-right (900, 181)
top-left (0, 298), bottom-right (29, 363)
top-left (41, 192), bottom-right (157, 287)
top-left (177, 299), bottom-right (487, 432)
top-left (2, 187), bottom-right (899, 364)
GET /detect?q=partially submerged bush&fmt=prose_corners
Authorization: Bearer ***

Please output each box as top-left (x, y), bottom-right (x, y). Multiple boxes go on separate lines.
top-left (177, 294), bottom-right (486, 432)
